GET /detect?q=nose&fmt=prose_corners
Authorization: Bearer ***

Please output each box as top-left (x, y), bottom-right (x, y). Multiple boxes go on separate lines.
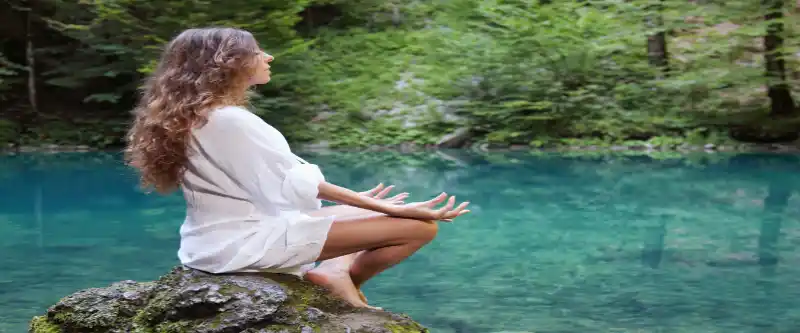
top-left (263, 53), bottom-right (274, 63)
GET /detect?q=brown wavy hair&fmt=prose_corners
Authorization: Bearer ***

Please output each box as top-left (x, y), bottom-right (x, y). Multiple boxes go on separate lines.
top-left (124, 27), bottom-right (262, 194)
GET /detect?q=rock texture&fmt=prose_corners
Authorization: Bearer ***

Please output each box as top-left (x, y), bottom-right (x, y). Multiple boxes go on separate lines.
top-left (28, 266), bottom-right (427, 333)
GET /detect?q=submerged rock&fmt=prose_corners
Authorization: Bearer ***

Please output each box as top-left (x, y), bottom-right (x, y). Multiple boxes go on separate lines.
top-left (29, 266), bottom-right (427, 333)
top-left (436, 127), bottom-right (472, 149)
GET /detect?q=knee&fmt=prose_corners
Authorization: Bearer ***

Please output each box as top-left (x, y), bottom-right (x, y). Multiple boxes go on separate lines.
top-left (414, 220), bottom-right (439, 243)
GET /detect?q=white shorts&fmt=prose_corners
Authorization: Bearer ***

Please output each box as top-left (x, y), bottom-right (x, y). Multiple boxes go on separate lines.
top-left (243, 213), bottom-right (336, 277)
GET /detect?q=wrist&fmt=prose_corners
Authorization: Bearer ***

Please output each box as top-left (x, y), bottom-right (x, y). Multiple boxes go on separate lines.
top-left (364, 197), bottom-right (396, 215)
top-left (380, 201), bottom-right (401, 216)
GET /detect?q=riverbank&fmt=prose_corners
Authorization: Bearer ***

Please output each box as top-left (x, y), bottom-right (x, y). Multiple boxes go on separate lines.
top-left (4, 139), bottom-right (800, 155)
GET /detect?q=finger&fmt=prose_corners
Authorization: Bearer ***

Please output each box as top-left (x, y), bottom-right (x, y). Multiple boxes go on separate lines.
top-left (360, 183), bottom-right (384, 196)
top-left (385, 193), bottom-right (408, 202)
top-left (435, 195), bottom-right (456, 214)
top-left (452, 201), bottom-right (470, 213)
top-left (372, 183), bottom-right (386, 195)
top-left (444, 202), bottom-right (470, 219)
top-left (423, 192), bottom-right (448, 207)
top-left (442, 211), bottom-right (468, 221)
top-left (441, 215), bottom-right (458, 222)
top-left (374, 185), bottom-right (395, 199)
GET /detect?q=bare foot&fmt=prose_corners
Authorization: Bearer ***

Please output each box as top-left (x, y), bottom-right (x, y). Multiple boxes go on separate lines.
top-left (357, 289), bottom-right (382, 310)
top-left (312, 254), bottom-right (382, 310)
top-left (305, 266), bottom-right (368, 308)
top-left (358, 290), bottom-right (368, 303)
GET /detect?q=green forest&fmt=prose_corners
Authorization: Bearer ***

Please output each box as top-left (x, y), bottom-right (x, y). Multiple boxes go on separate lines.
top-left (1, 0), bottom-right (799, 151)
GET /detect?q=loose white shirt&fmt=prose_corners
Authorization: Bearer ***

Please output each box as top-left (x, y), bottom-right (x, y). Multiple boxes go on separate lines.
top-left (176, 105), bottom-right (335, 276)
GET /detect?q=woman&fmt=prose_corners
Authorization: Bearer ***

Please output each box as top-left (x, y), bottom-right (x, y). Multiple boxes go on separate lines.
top-left (124, 27), bottom-right (470, 309)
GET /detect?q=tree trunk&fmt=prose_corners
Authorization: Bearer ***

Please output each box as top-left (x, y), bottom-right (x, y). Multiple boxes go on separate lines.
top-left (25, 7), bottom-right (37, 114)
top-left (645, 0), bottom-right (669, 77)
top-left (21, 4), bottom-right (39, 148)
top-left (763, 0), bottom-right (796, 117)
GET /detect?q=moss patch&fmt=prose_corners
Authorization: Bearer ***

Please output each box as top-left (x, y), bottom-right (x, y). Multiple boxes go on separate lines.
top-left (384, 322), bottom-right (428, 333)
top-left (153, 320), bottom-right (194, 333)
top-left (265, 273), bottom-right (352, 315)
top-left (29, 316), bottom-right (62, 333)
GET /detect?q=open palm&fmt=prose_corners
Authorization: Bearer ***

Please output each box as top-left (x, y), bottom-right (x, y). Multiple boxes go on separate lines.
top-left (358, 183), bottom-right (407, 205)
top-left (390, 192), bottom-right (470, 222)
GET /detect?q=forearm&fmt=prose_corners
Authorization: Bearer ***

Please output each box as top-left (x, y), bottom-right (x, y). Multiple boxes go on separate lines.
top-left (317, 181), bottom-right (396, 215)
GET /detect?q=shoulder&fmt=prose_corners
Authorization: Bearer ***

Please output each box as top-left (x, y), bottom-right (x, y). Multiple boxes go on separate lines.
top-left (208, 105), bottom-right (263, 126)
top-left (200, 105), bottom-right (271, 134)
top-left (199, 105), bottom-right (288, 147)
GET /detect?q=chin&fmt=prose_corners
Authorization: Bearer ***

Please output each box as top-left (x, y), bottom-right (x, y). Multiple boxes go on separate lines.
top-left (250, 78), bottom-right (271, 86)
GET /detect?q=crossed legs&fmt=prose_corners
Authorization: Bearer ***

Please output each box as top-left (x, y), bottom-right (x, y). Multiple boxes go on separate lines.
top-left (305, 205), bottom-right (438, 308)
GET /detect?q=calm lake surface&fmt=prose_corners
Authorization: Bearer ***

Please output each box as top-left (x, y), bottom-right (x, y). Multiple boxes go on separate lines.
top-left (2, 150), bottom-right (800, 333)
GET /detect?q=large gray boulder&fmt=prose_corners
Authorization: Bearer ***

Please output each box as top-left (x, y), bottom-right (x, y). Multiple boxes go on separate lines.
top-left (29, 266), bottom-right (427, 333)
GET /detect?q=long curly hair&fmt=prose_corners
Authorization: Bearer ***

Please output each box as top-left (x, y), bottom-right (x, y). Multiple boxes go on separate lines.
top-left (124, 27), bottom-right (262, 194)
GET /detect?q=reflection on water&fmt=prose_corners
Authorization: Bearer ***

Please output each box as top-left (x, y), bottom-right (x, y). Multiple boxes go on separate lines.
top-left (1, 150), bottom-right (800, 333)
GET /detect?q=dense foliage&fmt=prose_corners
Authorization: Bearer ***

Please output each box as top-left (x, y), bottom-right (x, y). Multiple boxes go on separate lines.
top-left (0, 0), bottom-right (798, 149)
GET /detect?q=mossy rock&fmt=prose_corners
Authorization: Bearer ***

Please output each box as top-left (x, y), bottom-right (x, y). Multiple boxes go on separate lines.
top-left (28, 266), bottom-right (428, 333)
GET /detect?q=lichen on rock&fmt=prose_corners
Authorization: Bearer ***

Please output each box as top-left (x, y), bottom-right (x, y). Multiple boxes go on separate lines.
top-left (29, 266), bottom-right (428, 333)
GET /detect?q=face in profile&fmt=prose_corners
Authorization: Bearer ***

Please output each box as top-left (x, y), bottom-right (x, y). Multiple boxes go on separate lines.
top-left (248, 51), bottom-right (274, 86)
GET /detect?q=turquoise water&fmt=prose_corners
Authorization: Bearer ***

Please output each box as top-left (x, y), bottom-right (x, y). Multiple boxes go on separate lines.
top-left (2, 150), bottom-right (800, 333)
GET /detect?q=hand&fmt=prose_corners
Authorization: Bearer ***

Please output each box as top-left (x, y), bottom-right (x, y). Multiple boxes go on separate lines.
top-left (359, 183), bottom-right (408, 205)
top-left (388, 192), bottom-right (470, 222)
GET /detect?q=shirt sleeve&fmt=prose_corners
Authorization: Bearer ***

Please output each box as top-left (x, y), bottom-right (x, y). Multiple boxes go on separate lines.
top-left (193, 107), bottom-right (325, 212)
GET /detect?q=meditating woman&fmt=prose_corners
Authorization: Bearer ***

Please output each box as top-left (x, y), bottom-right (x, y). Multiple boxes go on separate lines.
top-left (123, 27), bottom-right (470, 309)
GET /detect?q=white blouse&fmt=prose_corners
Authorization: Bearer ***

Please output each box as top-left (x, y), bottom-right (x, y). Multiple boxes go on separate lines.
top-left (176, 105), bottom-right (334, 276)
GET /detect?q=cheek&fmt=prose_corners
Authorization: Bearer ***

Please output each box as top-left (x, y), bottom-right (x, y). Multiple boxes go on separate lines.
top-left (256, 62), bottom-right (269, 75)
top-left (246, 58), bottom-right (262, 72)
top-left (245, 63), bottom-right (270, 84)
top-left (246, 63), bottom-right (263, 77)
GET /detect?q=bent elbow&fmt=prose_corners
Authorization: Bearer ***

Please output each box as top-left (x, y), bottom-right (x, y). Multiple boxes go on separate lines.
top-left (282, 163), bottom-right (325, 211)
